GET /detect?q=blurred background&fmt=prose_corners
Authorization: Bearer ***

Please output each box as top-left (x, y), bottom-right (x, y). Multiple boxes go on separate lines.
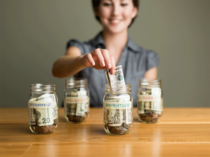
top-left (0, 0), bottom-right (209, 108)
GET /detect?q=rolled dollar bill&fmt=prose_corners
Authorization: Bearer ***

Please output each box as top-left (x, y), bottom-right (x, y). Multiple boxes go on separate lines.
top-left (105, 65), bottom-right (126, 91)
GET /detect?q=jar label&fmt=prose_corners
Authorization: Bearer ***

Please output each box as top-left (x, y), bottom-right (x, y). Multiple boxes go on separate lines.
top-left (105, 95), bottom-right (131, 102)
top-left (137, 95), bottom-right (161, 102)
top-left (65, 96), bottom-right (89, 103)
top-left (28, 101), bottom-right (57, 108)
top-left (103, 101), bottom-right (131, 109)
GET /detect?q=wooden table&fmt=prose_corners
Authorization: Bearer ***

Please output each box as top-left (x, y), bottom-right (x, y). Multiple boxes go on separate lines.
top-left (0, 108), bottom-right (210, 157)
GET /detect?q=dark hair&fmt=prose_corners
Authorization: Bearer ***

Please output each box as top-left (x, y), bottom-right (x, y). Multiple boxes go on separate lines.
top-left (92, 0), bottom-right (139, 28)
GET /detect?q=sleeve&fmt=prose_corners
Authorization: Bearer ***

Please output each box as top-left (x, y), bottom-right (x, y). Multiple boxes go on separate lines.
top-left (146, 50), bottom-right (159, 71)
top-left (66, 39), bottom-right (85, 55)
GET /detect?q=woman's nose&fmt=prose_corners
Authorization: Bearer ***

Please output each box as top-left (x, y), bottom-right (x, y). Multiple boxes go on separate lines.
top-left (112, 4), bottom-right (121, 16)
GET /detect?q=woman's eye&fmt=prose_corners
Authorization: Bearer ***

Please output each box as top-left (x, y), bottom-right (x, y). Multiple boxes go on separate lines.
top-left (103, 3), bottom-right (112, 6)
top-left (121, 3), bottom-right (128, 6)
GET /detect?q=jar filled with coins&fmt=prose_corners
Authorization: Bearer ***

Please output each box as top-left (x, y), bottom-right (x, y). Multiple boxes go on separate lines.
top-left (28, 83), bottom-right (58, 134)
top-left (64, 78), bottom-right (90, 123)
top-left (103, 84), bottom-right (133, 135)
top-left (137, 79), bottom-right (163, 123)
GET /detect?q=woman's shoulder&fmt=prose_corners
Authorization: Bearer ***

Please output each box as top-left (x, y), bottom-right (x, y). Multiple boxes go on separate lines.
top-left (66, 38), bottom-right (96, 55)
top-left (66, 32), bottom-right (102, 54)
top-left (127, 37), bottom-right (158, 57)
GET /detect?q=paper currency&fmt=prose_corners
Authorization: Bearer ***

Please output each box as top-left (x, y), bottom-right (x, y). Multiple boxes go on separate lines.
top-left (65, 90), bottom-right (89, 116)
top-left (106, 109), bottom-right (123, 126)
top-left (105, 65), bottom-right (126, 91)
top-left (37, 94), bottom-right (56, 102)
top-left (29, 109), bottom-right (36, 125)
top-left (35, 108), bottom-right (54, 126)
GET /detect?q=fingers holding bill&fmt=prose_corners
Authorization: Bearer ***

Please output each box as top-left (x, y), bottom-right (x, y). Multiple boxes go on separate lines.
top-left (110, 56), bottom-right (116, 74)
top-left (86, 53), bottom-right (95, 66)
top-left (101, 49), bottom-right (112, 69)
top-left (94, 49), bottom-right (105, 67)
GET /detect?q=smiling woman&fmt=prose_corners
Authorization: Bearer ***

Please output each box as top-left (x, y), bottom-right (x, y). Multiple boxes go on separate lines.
top-left (52, 0), bottom-right (159, 107)
top-left (92, 0), bottom-right (139, 28)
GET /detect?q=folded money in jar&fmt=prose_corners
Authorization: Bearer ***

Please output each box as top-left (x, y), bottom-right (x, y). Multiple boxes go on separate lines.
top-left (28, 83), bottom-right (58, 134)
top-left (137, 79), bottom-right (163, 123)
top-left (104, 65), bottom-right (133, 135)
top-left (64, 78), bottom-right (90, 123)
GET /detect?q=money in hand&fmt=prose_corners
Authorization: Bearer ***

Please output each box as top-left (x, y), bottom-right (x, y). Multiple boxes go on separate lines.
top-left (105, 65), bottom-right (126, 91)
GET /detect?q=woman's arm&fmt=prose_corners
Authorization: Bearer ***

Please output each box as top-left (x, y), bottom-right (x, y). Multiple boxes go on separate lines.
top-left (144, 67), bottom-right (157, 80)
top-left (52, 46), bottom-right (115, 78)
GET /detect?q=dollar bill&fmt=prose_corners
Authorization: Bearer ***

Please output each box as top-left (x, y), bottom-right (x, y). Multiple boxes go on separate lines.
top-left (105, 65), bottom-right (126, 91)
top-left (37, 94), bottom-right (56, 102)
top-left (35, 108), bottom-right (54, 126)
top-left (106, 109), bottom-right (123, 126)
top-left (125, 109), bottom-right (132, 123)
top-left (65, 90), bottom-right (89, 116)
top-left (52, 107), bottom-right (58, 119)
top-left (77, 90), bottom-right (88, 115)
top-left (137, 87), bottom-right (162, 113)
top-left (28, 108), bottom-right (36, 125)
top-left (137, 102), bottom-right (145, 114)
top-left (65, 91), bottom-right (77, 116)
top-left (76, 103), bottom-right (86, 116)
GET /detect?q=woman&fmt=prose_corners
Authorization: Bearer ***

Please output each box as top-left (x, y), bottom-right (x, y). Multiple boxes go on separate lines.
top-left (52, 0), bottom-right (159, 107)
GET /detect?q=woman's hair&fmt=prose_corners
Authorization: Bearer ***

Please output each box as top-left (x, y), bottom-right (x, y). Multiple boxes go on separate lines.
top-left (92, 0), bottom-right (139, 28)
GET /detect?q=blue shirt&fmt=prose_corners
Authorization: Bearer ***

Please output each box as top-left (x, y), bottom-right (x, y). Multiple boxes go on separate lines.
top-left (66, 31), bottom-right (159, 107)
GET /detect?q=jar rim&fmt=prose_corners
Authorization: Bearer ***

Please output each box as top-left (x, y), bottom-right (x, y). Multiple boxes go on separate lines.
top-left (139, 78), bottom-right (161, 86)
top-left (65, 78), bottom-right (88, 87)
top-left (30, 83), bottom-right (56, 92)
top-left (105, 83), bottom-right (131, 94)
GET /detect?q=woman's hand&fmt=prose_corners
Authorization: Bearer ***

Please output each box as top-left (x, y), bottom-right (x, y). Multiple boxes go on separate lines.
top-left (81, 48), bottom-right (115, 74)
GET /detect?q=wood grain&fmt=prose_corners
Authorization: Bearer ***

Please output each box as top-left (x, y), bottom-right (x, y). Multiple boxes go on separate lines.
top-left (0, 108), bottom-right (210, 157)
top-left (0, 143), bottom-right (32, 157)
top-left (0, 124), bottom-right (210, 143)
top-left (22, 143), bottom-right (210, 157)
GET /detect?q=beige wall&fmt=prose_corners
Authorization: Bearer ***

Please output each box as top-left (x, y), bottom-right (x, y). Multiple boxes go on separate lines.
top-left (0, 0), bottom-right (209, 107)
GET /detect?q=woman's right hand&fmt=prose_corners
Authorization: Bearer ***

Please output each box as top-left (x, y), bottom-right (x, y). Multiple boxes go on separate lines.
top-left (81, 48), bottom-right (115, 74)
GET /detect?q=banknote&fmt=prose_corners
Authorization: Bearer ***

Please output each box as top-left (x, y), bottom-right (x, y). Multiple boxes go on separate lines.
top-left (65, 90), bottom-right (89, 116)
top-left (106, 109), bottom-right (123, 126)
top-left (105, 65), bottom-right (126, 91)
top-left (28, 109), bottom-right (36, 125)
top-left (37, 94), bottom-right (56, 102)
top-left (35, 108), bottom-right (54, 126)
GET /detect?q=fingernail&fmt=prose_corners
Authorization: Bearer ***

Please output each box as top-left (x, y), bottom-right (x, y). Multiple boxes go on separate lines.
top-left (112, 69), bottom-right (115, 74)
top-left (92, 62), bottom-right (95, 66)
top-left (101, 61), bottom-right (105, 67)
top-left (108, 63), bottom-right (111, 69)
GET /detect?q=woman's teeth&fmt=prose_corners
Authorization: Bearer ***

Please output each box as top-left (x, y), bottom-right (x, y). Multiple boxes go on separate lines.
top-left (111, 20), bottom-right (120, 24)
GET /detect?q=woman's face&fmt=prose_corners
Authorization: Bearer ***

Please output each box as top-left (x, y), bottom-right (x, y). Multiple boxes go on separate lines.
top-left (96, 0), bottom-right (137, 34)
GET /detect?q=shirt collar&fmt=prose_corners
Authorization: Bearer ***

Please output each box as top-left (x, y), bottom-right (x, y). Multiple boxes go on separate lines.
top-left (90, 31), bottom-right (139, 52)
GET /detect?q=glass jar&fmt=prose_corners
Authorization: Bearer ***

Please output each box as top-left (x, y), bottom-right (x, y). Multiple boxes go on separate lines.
top-left (103, 84), bottom-right (133, 135)
top-left (137, 79), bottom-right (163, 123)
top-left (28, 83), bottom-right (58, 134)
top-left (64, 78), bottom-right (90, 123)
